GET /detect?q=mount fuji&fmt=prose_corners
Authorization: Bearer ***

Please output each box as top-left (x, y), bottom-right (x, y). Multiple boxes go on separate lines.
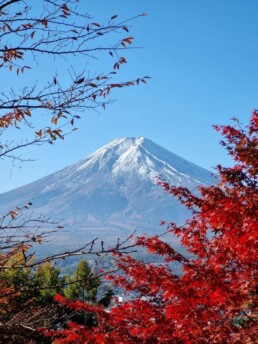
top-left (0, 137), bottom-right (214, 245)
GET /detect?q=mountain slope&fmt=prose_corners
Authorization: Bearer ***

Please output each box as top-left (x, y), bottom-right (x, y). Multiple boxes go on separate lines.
top-left (0, 137), bottom-right (214, 242)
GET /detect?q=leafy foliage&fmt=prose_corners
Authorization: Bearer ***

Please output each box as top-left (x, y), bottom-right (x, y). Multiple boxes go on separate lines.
top-left (64, 260), bottom-right (100, 302)
top-left (49, 112), bottom-right (258, 343)
top-left (34, 263), bottom-right (64, 303)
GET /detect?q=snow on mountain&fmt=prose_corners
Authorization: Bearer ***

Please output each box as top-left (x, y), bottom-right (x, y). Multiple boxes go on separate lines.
top-left (42, 136), bottom-right (212, 189)
top-left (0, 137), bottom-right (215, 244)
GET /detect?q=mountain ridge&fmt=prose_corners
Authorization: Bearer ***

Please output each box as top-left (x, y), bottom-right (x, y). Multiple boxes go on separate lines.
top-left (0, 137), bottom-right (215, 244)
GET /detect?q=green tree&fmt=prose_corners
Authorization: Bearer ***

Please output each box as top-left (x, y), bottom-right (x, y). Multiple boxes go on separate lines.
top-left (0, 252), bottom-right (33, 322)
top-left (64, 260), bottom-right (100, 302)
top-left (34, 262), bottom-right (64, 303)
top-left (0, 253), bottom-right (32, 291)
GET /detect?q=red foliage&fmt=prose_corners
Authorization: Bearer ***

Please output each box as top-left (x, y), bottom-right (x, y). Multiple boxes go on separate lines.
top-left (47, 112), bottom-right (258, 343)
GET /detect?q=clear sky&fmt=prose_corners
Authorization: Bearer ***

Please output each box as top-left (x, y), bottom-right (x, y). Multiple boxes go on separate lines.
top-left (1, 0), bottom-right (258, 193)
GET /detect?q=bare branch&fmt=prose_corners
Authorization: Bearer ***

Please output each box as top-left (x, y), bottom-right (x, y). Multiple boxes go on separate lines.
top-left (0, 0), bottom-right (20, 11)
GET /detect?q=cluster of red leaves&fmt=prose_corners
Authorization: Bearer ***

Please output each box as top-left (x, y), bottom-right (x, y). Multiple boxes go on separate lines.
top-left (47, 112), bottom-right (258, 343)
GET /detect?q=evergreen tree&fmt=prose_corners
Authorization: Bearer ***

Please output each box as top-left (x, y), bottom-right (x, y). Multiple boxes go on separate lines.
top-left (34, 263), bottom-right (64, 303)
top-left (64, 260), bottom-right (100, 302)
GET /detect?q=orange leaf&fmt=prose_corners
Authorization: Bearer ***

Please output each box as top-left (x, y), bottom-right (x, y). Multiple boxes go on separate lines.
top-left (51, 117), bottom-right (57, 125)
top-left (36, 129), bottom-right (43, 137)
top-left (92, 22), bottom-right (101, 27)
top-left (9, 211), bottom-right (17, 219)
top-left (87, 82), bottom-right (97, 87)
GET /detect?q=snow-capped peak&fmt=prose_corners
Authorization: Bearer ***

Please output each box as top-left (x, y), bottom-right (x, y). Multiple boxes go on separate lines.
top-left (0, 137), bottom-right (215, 236)
top-left (50, 137), bottom-right (213, 189)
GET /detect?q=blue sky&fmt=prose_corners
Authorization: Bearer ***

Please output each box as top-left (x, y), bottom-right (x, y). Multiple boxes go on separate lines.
top-left (2, 0), bottom-right (258, 192)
